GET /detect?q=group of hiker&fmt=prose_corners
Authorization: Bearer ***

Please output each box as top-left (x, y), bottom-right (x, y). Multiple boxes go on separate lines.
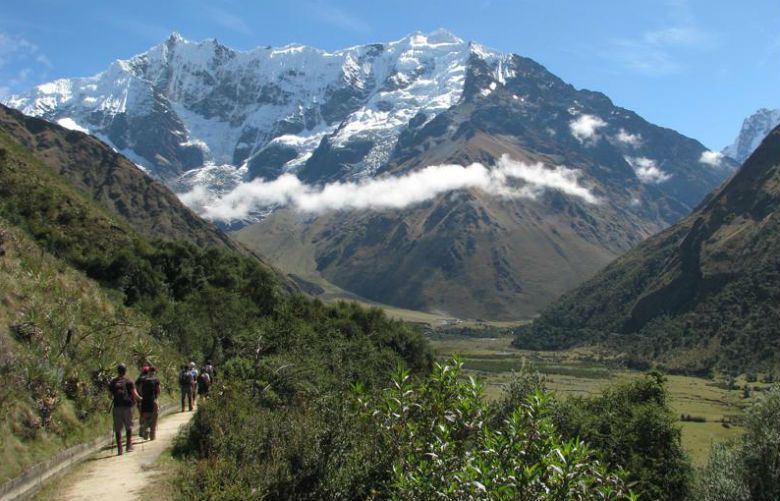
top-left (179, 360), bottom-right (216, 412)
top-left (107, 360), bottom-right (216, 456)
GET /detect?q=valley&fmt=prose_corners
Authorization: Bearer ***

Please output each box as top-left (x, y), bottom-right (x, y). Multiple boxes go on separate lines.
top-left (428, 334), bottom-right (754, 466)
top-left (1, 4), bottom-right (778, 498)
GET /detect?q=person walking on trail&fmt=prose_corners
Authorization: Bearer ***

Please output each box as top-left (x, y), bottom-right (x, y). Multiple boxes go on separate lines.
top-left (109, 363), bottom-right (141, 455)
top-left (197, 369), bottom-right (211, 399)
top-left (179, 364), bottom-right (194, 412)
top-left (138, 366), bottom-right (160, 440)
top-left (189, 361), bottom-right (199, 405)
top-left (203, 360), bottom-right (216, 382)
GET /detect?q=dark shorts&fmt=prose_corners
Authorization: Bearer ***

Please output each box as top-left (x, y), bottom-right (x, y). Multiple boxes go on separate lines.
top-left (141, 398), bottom-right (157, 413)
top-left (112, 405), bottom-right (133, 433)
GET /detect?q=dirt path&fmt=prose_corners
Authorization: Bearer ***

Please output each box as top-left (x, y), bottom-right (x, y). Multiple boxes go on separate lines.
top-left (47, 409), bottom-right (193, 501)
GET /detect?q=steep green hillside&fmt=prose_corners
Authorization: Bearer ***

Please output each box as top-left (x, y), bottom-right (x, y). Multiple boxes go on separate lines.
top-left (516, 126), bottom-right (780, 374)
top-left (0, 119), bottom-right (432, 486)
top-left (0, 104), bottom-right (240, 252)
top-left (0, 219), bottom-right (180, 482)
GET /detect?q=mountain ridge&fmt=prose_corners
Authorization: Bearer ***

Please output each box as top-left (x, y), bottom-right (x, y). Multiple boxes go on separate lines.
top-left (516, 124), bottom-right (780, 372)
top-left (724, 107), bottom-right (780, 164)
top-left (4, 31), bottom-right (739, 319)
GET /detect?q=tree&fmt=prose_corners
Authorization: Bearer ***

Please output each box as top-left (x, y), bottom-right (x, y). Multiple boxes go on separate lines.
top-left (356, 359), bottom-right (637, 500)
top-left (697, 385), bottom-right (780, 501)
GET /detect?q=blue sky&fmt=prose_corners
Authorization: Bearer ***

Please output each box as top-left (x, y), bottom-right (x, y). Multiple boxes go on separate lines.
top-left (0, 0), bottom-right (777, 149)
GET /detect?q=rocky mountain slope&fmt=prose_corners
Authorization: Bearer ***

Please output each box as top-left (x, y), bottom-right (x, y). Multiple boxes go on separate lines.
top-left (724, 107), bottom-right (780, 164)
top-left (0, 103), bottom-right (241, 252)
top-left (5, 31), bottom-right (738, 319)
top-left (516, 125), bottom-right (780, 373)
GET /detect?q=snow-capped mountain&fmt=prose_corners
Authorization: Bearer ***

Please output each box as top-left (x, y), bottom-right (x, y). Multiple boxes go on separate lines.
top-left (4, 31), bottom-right (741, 319)
top-left (724, 108), bottom-right (780, 164)
top-left (5, 30), bottom-right (512, 190)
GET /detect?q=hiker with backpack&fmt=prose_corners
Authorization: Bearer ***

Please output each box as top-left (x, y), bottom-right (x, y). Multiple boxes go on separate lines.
top-left (109, 363), bottom-right (141, 455)
top-left (180, 364), bottom-right (194, 412)
top-left (197, 368), bottom-right (211, 399)
top-left (203, 360), bottom-right (216, 382)
top-left (137, 366), bottom-right (160, 440)
top-left (189, 361), bottom-right (199, 405)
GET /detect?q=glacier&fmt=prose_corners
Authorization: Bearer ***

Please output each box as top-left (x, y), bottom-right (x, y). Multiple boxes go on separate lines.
top-left (4, 29), bottom-right (519, 222)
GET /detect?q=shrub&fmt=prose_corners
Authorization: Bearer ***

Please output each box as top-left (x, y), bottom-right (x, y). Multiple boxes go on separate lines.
top-left (356, 359), bottom-right (637, 500)
top-left (553, 372), bottom-right (692, 501)
top-left (697, 385), bottom-right (780, 501)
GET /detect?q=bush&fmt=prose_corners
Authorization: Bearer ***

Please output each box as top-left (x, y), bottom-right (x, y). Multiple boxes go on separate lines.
top-left (697, 385), bottom-right (780, 501)
top-left (355, 359), bottom-right (637, 500)
top-left (553, 372), bottom-right (692, 501)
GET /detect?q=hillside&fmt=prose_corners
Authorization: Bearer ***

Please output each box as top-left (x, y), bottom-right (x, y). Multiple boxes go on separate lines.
top-left (5, 32), bottom-right (737, 320)
top-left (0, 103), bottom-right (241, 253)
top-left (0, 217), bottom-right (182, 483)
top-left (0, 108), bottom-right (431, 488)
top-left (516, 125), bottom-right (780, 374)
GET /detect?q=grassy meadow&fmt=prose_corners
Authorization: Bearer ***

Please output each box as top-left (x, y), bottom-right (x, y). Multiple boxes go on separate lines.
top-left (429, 335), bottom-right (759, 466)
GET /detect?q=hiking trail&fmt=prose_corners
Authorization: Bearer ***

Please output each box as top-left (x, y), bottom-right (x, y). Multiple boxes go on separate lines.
top-left (43, 409), bottom-right (193, 501)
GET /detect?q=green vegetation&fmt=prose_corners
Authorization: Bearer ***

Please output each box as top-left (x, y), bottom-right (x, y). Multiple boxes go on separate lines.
top-left (172, 301), bottom-right (430, 500)
top-left (696, 386), bottom-right (780, 501)
top-left (0, 221), bottom-right (179, 482)
top-left (429, 335), bottom-right (751, 466)
top-left (554, 373), bottom-right (691, 501)
top-left (514, 128), bottom-right (780, 375)
top-left (176, 358), bottom-right (641, 500)
top-left (0, 127), bottom-right (431, 494)
top-left (356, 360), bottom-right (636, 500)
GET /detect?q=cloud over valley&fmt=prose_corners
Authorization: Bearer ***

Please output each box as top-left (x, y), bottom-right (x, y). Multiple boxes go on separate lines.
top-left (178, 155), bottom-right (599, 222)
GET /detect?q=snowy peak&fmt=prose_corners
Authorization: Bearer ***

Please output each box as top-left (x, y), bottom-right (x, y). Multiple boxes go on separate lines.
top-left (3, 30), bottom-right (736, 230)
top-left (724, 107), bottom-right (780, 164)
top-left (3, 30), bottom-right (500, 184)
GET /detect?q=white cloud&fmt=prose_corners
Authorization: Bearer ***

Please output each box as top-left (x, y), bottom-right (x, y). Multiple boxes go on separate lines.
top-left (178, 155), bottom-right (599, 223)
top-left (206, 6), bottom-right (251, 35)
top-left (625, 156), bottom-right (672, 184)
top-left (304, 1), bottom-right (371, 34)
top-left (0, 32), bottom-right (52, 96)
top-left (608, 25), bottom-right (714, 76)
top-left (570, 114), bottom-right (607, 144)
top-left (699, 150), bottom-right (724, 167)
top-left (615, 129), bottom-right (642, 147)
top-left (56, 118), bottom-right (89, 134)
top-left (0, 32), bottom-right (50, 68)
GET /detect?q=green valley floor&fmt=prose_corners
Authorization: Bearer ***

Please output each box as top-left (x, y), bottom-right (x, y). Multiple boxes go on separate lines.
top-left (430, 335), bottom-right (756, 466)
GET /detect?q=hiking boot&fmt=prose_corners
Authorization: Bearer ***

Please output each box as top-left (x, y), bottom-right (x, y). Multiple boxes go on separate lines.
top-left (126, 432), bottom-right (134, 452)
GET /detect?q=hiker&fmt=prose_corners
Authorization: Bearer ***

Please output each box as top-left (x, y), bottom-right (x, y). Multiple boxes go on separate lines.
top-left (203, 360), bottom-right (216, 382)
top-left (179, 364), bottom-right (194, 412)
top-left (189, 361), bottom-right (199, 405)
top-left (197, 369), bottom-right (211, 399)
top-left (135, 365), bottom-right (149, 435)
top-left (109, 363), bottom-right (141, 455)
top-left (138, 366), bottom-right (161, 440)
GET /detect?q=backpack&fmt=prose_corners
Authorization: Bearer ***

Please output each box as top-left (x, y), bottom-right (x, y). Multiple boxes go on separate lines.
top-left (197, 372), bottom-right (210, 391)
top-left (112, 377), bottom-right (133, 406)
top-left (141, 376), bottom-right (158, 401)
top-left (179, 369), bottom-right (193, 386)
